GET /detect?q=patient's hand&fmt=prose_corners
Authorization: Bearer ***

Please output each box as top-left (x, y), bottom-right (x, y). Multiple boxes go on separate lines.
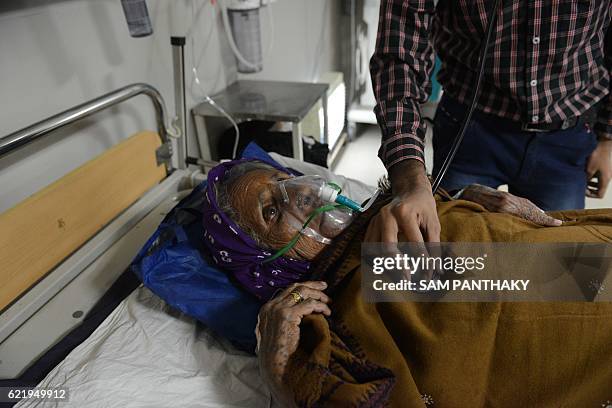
top-left (460, 184), bottom-right (562, 227)
top-left (256, 281), bottom-right (331, 407)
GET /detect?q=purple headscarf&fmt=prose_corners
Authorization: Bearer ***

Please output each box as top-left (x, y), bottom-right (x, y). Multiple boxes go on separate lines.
top-left (201, 158), bottom-right (312, 300)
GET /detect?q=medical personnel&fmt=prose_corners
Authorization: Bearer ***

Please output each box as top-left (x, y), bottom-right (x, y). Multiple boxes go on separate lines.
top-left (368, 0), bottom-right (611, 244)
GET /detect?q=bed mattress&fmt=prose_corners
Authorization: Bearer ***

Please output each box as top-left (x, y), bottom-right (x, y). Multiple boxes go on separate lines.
top-left (15, 286), bottom-right (271, 408)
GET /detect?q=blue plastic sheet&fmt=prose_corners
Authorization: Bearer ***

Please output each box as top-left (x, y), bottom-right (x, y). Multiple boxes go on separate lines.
top-left (131, 180), bottom-right (262, 353)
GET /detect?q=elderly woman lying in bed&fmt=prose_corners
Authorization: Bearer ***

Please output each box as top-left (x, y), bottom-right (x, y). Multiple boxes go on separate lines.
top-left (201, 158), bottom-right (612, 408)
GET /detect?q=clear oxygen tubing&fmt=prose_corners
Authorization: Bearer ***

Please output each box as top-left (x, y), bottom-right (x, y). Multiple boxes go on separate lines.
top-left (320, 183), bottom-right (381, 213)
top-left (189, 0), bottom-right (241, 158)
top-left (193, 70), bottom-right (242, 158)
top-left (319, 183), bottom-right (364, 212)
top-left (431, 0), bottom-right (501, 193)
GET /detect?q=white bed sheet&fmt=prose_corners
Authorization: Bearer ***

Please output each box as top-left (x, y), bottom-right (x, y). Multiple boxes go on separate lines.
top-left (16, 286), bottom-right (271, 408)
top-left (15, 158), bottom-right (376, 408)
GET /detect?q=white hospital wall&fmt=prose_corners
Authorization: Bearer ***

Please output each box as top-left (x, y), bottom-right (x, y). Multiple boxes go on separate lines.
top-left (0, 0), bottom-right (340, 213)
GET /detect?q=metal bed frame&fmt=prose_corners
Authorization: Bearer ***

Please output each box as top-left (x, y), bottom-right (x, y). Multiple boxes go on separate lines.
top-left (0, 38), bottom-right (205, 377)
top-left (0, 83), bottom-right (173, 163)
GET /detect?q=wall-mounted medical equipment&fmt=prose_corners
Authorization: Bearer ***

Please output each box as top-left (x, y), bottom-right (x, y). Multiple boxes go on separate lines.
top-left (220, 0), bottom-right (275, 73)
top-left (121, 0), bottom-right (153, 38)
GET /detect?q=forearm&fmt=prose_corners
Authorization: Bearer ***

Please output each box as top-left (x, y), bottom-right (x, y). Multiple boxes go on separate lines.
top-left (370, 0), bottom-right (436, 168)
top-left (256, 282), bottom-right (331, 408)
top-left (389, 159), bottom-right (430, 195)
top-left (260, 362), bottom-right (297, 408)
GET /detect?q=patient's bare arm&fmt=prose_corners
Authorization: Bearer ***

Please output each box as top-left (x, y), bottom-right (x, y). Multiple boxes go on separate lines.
top-left (256, 281), bottom-right (331, 407)
top-left (460, 184), bottom-right (562, 226)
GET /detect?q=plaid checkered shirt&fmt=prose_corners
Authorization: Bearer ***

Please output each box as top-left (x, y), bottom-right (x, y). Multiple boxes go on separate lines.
top-left (370, 0), bottom-right (611, 169)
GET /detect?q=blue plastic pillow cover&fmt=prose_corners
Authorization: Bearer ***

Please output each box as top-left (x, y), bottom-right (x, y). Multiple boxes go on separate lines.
top-left (131, 142), bottom-right (282, 353)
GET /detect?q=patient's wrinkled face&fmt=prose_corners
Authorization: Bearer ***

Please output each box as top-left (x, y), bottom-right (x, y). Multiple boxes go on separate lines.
top-left (227, 168), bottom-right (327, 260)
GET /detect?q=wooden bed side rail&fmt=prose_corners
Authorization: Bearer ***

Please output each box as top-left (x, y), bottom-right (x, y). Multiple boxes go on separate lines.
top-left (0, 131), bottom-right (167, 311)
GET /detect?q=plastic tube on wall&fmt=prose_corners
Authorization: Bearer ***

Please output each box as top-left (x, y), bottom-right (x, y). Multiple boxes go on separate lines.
top-left (220, 0), bottom-right (264, 73)
top-left (121, 0), bottom-right (153, 38)
top-left (228, 7), bottom-right (263, 73)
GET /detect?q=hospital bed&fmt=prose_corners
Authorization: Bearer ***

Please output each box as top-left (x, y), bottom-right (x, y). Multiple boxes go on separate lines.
top-left (0, 84), bottom-right (374, 407)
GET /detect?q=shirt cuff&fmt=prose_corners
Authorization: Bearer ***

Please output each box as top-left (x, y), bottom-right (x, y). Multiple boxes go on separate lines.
top-left (374, 99), bottom-right (427, 169)
top-left (379, 134), bottom-right (426, 171)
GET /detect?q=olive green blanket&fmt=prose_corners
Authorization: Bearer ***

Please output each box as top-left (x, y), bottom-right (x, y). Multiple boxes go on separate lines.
top-left (285, 197), bottom-right (612, 407)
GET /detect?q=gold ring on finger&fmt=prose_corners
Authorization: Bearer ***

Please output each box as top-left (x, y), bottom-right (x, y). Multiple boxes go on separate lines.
top-left (289, 290), bottom-right (304, 304)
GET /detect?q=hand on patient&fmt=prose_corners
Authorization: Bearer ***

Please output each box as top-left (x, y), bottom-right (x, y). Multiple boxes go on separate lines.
top-left (256, 281), bottom-right (331, 407)
top-left (366, 160), bottom-right (441, 244)
top-left (461, 184), bottom-right (563, 226)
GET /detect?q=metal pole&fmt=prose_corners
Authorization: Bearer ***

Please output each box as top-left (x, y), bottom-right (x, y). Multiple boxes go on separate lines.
top-left (0, 83), bottom-right (171, 158)
top-left (171, 36), bottom-right (188, 169)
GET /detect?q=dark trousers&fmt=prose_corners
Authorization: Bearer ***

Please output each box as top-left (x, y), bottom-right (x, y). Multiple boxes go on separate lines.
top-left (432, 96), bottom-right (597, 211)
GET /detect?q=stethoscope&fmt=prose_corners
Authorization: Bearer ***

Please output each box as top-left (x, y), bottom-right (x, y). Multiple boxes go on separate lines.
top-left (431, 0), bottom-right (502, 193)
